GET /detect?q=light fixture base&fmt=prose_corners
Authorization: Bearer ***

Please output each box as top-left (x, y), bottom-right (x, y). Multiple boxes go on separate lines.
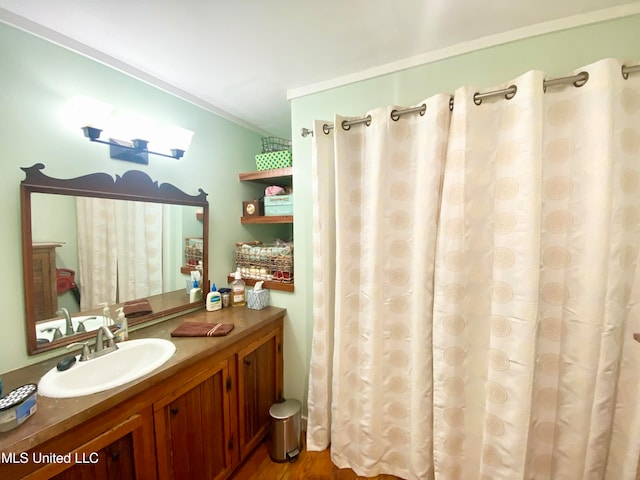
top-left (82, 126), bottom-right (184, 162)
top-left (109, 139), bottom-right (149, 165)
top-left (82, 126), bottom-right (102, 141)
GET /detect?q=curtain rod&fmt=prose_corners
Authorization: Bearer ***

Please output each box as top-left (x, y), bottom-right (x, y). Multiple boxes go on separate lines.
top-left (300, 63), bottom-right (640, 137)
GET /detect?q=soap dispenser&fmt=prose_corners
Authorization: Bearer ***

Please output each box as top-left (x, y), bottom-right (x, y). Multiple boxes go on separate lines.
top-left (99, 302), bottom-right (113, 326)
top-left (115, 307), bottom-right (128, 342)
top-left (231, 269), bottom-right (246, 307)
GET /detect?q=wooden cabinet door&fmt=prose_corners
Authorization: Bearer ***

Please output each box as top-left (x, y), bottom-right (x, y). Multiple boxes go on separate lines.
top-left (51, 434), bottom-right (135, 480)
top-left (236, 327), bottom-right (283, 459)
top-left (11, 413), bottom-right (154, 480)
top-left (154, 359), bottom-right (233, 480)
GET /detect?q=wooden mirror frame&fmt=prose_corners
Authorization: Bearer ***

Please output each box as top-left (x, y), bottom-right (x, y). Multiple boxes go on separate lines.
top-left (21, 163), bottom-right (209, 355)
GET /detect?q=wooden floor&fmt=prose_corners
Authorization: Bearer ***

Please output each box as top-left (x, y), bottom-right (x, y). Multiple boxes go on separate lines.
top-left (230, 438), bottom-right (403, 480)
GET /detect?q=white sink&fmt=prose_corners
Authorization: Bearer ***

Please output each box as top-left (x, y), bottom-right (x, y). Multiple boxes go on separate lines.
top-left (38, 338), bottom-right (176, 398)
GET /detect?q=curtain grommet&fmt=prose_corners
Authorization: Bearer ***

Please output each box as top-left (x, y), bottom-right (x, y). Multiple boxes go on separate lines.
top-left (504, 85), bottom-right (517, 100)
top-left (573, 71), bottom-right (589, 87)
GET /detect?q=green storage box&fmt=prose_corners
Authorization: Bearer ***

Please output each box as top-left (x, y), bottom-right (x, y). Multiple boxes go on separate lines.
top-left (255, 150), bottom-right (292, 171)
top-left (264, 194), bottom-right (293, 216)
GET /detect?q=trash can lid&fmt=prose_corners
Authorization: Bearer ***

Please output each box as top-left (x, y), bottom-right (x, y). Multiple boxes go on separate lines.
top-left (269, 398), bottom-right (301, 419)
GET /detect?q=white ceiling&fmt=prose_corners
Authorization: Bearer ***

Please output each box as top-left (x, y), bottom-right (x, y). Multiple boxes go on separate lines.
top-left (1, 0), bottom-right (639, 139)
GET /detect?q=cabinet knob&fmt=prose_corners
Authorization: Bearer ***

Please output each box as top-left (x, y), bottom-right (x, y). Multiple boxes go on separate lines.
top-left (244, 358), bottom-right (252, 366)
top-left (111, 450), bottom-right (121, 461)
top-left (170, 406), bottom-right (179, 415)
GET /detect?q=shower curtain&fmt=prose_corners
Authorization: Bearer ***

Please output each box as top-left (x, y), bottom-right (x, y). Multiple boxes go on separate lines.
top-left (307, 58), bottom-right (640, 479)
top-left (76, 198), bottom-right (163, 309)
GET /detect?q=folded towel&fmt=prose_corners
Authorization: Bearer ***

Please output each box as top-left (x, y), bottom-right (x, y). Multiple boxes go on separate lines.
top-left (123, 298), bottom-right (153, 318)
top-left (171, 322), bottom-right (235, 337)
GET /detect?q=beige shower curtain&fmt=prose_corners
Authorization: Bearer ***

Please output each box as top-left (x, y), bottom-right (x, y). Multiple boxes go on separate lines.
top-left (76, 198), bottom-right (163, 309)
top-left (307, 58), bottom-right (640, 479)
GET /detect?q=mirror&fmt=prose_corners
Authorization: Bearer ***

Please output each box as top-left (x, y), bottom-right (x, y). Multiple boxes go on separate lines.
top-left (21, 164), bottom-right (209, 355)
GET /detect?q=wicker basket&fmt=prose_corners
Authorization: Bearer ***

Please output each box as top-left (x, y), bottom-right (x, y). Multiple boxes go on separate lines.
top-left (261, 136), bottom-right (291, 153)
top-left (235, 242), bottom-right (293, 283)
top-left (184, 237), bottom-right (203, 267)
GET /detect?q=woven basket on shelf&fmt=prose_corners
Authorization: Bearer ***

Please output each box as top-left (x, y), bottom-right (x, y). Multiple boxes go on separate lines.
top-left (235, 242), bottom-right (293, 283)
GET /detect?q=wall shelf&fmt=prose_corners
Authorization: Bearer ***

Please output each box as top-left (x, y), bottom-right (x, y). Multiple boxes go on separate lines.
top-left (239, 167), bottom-right (292, 186)
top-left (241, 215), bottom-right (293, 224)
top-left (238, 166), bottom-right (294, 292)
top-left (227, 275), bottom-right (294, 292)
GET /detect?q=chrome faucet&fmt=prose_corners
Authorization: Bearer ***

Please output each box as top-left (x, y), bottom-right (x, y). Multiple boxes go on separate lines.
top-left (68, 325), bottom-right (119, 361)
top-left (56, 308), bottom-right (74, 336)
top-left (95, 325), bottom-right (117, 353)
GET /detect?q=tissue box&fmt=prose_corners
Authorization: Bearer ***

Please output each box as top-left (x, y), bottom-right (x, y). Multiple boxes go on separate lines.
top-left (247, 288), bottom-right (270, 310)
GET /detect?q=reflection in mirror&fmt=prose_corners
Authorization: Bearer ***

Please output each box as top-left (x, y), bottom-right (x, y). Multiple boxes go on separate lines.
top-left (22, 164), bottom-right (209, 355)
top-left (32, 194), bottom-right (203, 314)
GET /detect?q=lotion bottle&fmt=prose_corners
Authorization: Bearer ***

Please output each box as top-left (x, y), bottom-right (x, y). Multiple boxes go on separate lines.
top-left (115, 307), bottom-right (128, 342)
top-left (189, 279), bottom-right (202, 303)
top-left (231, 270), bottom-right (246, 307)
top-left (206, 283), bottom-right (222, 311)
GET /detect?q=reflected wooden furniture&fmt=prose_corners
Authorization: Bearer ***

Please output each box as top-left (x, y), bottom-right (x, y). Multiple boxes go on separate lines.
top-left (0, 307), bottom-right (284, 480)
top-left (32, 242), bottom-right (61, 321)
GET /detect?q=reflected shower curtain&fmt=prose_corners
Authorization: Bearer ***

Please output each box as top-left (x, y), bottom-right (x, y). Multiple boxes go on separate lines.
top-left (76, 197), bottom-right (118, 310)
top-left (77, 198), bottom-right (163, 309)
top-left (114, 200), bottom-right (163, 302)
top-left (307, 58), bottom-right (640, 479)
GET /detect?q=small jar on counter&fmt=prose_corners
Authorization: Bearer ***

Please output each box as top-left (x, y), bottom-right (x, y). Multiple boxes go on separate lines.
top-left (219, 288), bottom-right (231, 308)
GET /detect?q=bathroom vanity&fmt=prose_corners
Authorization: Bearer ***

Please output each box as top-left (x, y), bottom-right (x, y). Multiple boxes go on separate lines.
top-left (0, 306), bottom-right (285, 480)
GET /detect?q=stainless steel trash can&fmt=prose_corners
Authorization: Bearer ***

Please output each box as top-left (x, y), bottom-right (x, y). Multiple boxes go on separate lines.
top-left (268, 398), bottom-right (302, 462)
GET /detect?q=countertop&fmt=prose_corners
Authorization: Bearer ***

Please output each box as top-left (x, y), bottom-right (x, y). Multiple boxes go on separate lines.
top-left (0, 305), bottom-right (286, 454)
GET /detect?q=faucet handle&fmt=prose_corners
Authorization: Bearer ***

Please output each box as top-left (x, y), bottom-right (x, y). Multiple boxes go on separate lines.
top-left (41, 327), bottom-right (63, 341)
top-left (67, 341), bottom-right (91, 362)
top-left (76, 317), bottom-right (93, 334)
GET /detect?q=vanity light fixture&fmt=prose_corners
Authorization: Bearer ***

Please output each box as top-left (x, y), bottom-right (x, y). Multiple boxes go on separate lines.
top-left (81, 126), bottom-right (185, 164)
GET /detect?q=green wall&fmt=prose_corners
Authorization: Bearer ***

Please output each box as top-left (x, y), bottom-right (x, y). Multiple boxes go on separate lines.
top-left (291, 14), bottom-right (640, 414)
top-left (0, 22), bottom-right (301, 380)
